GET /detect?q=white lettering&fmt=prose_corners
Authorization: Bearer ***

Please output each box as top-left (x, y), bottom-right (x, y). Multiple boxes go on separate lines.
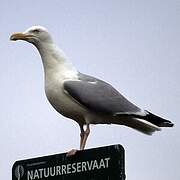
top-left (33, 170), bottom-right (39, 179)
top-left (104, 157), bottom-right (110, 168)
top-left (92, 160), bottom-right (99, 170)
top-left (27, 170), bottom-right (33, 180)
top-left (26, 157), bottom-right (111, 179)
top-left (87, 160), bottom-right (93, 170)
top-left (81, 162), bottom-right (87, 172)
top-left (66, 164), bottom-right (71, 174)
top-left (56, 166), bottom-right (61, 175)
top-left (99, 159), bottom-right (106, 169)
top-left (38, 169), bottom-right (43, 179)
top-left (44, 167), bottom-right (49, 178)
top-left (71, 163), bottom-right (76, 173)
top-left (50, 167), bottom-right (55, 176)
top-left (61, 165), bottom-right (66, 175)
top-left (76, 162), bottom-right (81, 172)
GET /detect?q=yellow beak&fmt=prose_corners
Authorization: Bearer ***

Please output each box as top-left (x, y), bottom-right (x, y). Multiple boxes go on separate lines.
top-left (10, 33), bottom-right (33, 41)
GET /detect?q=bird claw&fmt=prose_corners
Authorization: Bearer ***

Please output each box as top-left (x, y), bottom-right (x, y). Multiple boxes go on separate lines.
top-left (66, 149), bottom-right (78, 157)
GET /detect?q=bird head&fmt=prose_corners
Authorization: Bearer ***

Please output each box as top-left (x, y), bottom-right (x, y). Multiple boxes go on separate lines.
top-left (10, 26), bottom-right (53, 45)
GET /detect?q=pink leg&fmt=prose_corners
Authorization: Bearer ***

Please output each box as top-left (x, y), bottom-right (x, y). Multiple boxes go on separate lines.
top-left (66, 124), bottom-right (89, 157)
top-left (66, 149), bottom-right (78, 157)
top-left (80, 124), bottom-right (90, 150)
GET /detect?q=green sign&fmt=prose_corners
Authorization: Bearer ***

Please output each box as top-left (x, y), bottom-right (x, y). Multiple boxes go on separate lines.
top-left (12, 144), bottom-right (125, 180)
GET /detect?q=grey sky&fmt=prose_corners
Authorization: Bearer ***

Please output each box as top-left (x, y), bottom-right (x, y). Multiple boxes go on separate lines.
top-left (0, 0), bottom-right (180, 179)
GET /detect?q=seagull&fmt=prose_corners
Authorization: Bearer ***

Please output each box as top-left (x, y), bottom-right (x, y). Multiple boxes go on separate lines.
top-left (10, 26), bottom-right (174, 155)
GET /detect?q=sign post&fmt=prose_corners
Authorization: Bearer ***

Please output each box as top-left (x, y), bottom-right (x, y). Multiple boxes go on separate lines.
top-left (12, 144), bottom-right (125, 180)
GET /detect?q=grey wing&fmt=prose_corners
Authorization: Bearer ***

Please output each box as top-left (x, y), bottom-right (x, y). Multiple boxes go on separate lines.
top-left (63, 74), bottom-right (141, 115)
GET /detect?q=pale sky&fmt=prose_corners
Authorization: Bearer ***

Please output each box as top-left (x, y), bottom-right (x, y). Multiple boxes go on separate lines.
top-left (0, 0), bottom-right (180, 179)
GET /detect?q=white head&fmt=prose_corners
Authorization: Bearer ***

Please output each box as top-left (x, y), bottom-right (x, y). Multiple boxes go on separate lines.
top-left (10, 26), bottom-right (53, 46)
top-left (10, 25), bottom-right (77, 78)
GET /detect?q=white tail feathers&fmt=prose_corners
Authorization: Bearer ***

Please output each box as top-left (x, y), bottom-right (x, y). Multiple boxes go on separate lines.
top-left (132, 118), bottom-right (161, 135)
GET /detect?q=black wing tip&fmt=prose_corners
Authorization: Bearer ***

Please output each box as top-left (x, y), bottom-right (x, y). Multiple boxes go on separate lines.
top-left (160, 121), bottom-right (174, 127)
top-left (146, 110), bottom-right (174, 127)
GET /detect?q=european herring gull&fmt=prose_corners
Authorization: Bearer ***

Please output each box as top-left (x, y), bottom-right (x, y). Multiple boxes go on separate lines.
top-left (10, 26), bottom-right (174, 155)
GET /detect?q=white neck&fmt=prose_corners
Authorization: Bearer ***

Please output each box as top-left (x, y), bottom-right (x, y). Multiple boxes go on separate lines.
top-left (35, 42), bottom-right (78, 81)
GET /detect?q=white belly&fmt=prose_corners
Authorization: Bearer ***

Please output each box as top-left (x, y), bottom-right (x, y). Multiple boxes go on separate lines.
top-left (44, 69), bottom-right (110, 125)
top-left (45, 80), bottom-right (88, 124)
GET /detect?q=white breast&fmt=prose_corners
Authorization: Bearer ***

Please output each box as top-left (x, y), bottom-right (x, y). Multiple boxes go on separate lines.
top-left (44, 68), bottom-right (88, 124)
top-left (37, 43), bottom-right (91, 124)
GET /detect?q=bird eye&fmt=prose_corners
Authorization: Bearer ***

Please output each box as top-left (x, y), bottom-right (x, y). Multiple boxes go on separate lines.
top-left (32, 29), bottom-right (40, 33)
